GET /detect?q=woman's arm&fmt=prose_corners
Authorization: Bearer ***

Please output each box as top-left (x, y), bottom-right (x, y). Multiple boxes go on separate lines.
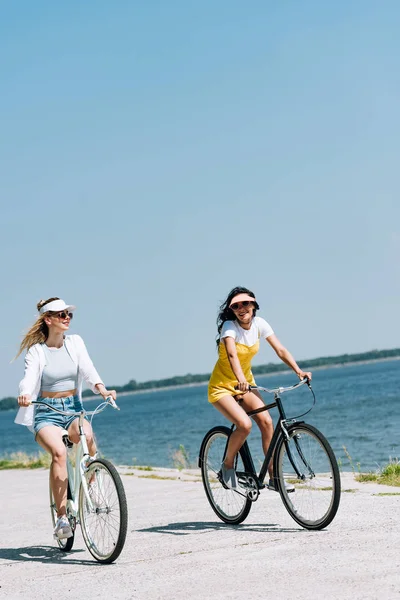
top-left (266, 334), bottom-right (312, 380)
top-left (223, 337), bottom-right (249, 392)
top-left (18, 347), bottom-right (39, 406)
top-left (95, 383), bottom-right (117, 401)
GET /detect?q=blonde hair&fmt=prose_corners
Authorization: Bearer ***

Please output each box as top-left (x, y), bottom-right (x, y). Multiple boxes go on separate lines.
top-left (15, 297), bottom-right (60, 359)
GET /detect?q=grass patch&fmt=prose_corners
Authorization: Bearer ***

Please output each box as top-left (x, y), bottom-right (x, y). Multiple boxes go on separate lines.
top-left (0, 451), bottom-right (51, 470)
top-left (137, 474), bottom-right (177, 481)
top-left (134, 465), bottom-right (154, 471)
top-left (380, 461), bottom-right (400, 486)
top-left (343, 489), bottom-right (358, 493)
top-left (171, 444), bottom-right (192, 470)
top-left (343, 447), bottom-right (400, 487)
top-left (373, 492), bottom-right (400, 497)
top-left (356, 473), bottom-right (378, 483)
top-left (355, 459), bottom-right (400, 487)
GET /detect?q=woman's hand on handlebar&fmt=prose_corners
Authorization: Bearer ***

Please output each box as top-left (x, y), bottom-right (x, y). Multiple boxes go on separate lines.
top-left (96, 384), bottom-right (117, 402)
top-left (296, 370), bottom-right (312, 381)
top-left (235, 381), bottom-right (250, 393)
top-left (18, 394), bottom-right (32, 407)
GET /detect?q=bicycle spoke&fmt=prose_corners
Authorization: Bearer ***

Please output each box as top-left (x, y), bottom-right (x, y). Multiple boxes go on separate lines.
top-left (200, 428), bottom-right (252, 524)
top-left (276, 424), bottom-right (340, 529)
top-left (79, 459), bottom-right (127, 563)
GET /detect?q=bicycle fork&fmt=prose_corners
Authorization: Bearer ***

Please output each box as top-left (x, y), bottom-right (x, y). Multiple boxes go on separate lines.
top-left (281, 421), bottom-right (315, 480)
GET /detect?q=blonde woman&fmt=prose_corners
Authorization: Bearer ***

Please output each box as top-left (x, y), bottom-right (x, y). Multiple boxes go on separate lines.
top-left (15, 297), bottom-right (116, 540)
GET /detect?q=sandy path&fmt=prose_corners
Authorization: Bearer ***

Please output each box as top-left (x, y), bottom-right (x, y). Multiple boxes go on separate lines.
top-left (0, 469), bottom-right (398, 599)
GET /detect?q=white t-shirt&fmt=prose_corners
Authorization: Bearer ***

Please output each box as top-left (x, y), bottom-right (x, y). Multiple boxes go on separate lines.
top-left (220, 317), bottom-right (274, 346)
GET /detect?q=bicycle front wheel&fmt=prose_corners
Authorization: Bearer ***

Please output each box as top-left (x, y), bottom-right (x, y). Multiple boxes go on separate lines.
top-left (275, 423), bottom-right (341, 530)
top-left (79, 458), bottom-right (128, 563)
top-left (199, 426), bottom-right (252, 525)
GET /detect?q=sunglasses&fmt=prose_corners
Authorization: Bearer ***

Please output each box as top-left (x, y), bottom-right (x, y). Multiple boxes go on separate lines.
top-left (53, 311), bottom-right (73, 320)
top-left (230, 300), bottom-right (254, 311)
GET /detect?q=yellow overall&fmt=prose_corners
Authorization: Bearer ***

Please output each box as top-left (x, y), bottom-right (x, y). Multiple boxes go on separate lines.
top-left (208, 340), bottom-right (260, 403)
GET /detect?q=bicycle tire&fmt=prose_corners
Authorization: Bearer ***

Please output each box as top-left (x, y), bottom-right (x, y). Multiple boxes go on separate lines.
top-left (199, 426), bottom-right (253, 524)
top-left (274, 423), bottom-right (341, 530)
top-left (49, 477), bottom-right (75, 552)
top-left (79, 458), bottom-right (128, 564)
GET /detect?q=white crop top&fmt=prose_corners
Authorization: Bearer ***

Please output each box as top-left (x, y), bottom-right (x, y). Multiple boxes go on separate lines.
top-left (220, 316), bottom-right (274, 346)
top-left (41, 343), bottom-right (78, 392)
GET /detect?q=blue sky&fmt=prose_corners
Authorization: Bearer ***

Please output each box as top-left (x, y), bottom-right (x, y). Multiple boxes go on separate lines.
top-left (1, 1), bottom-right (399, 396)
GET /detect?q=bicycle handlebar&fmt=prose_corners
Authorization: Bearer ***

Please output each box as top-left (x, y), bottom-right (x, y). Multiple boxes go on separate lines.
top-left (235, 377), bottom-right (310, 395)
top-left (31, 395), bottom-right (120, 416)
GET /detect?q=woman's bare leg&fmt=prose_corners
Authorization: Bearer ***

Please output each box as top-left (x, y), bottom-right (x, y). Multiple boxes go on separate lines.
top-left (67, 418), bottom-right (97, 455)
top-left (36, 426), bottom-right (67, 517)
top-left (239, 389), bottom-right (274, 477)
top-left (213, 395), bottom-right (252, 469)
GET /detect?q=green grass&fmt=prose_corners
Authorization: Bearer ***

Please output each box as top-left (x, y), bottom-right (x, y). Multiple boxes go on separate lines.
top-left (373, 492), bottom-right (400, 497)
top-left (356, 473), bottom-right (378, 483)
top-left (171, 444), bottom-right (192, 470)
top-left (342, 446), bottom-right (400, 487)
top-left (134, 465), bottom-right (154, 471)
top-left (379, 461), bottom-right (400, 486)
top-left (355, 459), bottom-right (400, 487)
top-left (0, 451), bottom-right (51, 470)
top-left (137, 474), bottom-right (177, 481)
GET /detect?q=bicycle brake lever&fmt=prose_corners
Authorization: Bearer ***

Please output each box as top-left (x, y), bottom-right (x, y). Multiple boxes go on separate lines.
top-left (106, 396), bottom-right (120, 410)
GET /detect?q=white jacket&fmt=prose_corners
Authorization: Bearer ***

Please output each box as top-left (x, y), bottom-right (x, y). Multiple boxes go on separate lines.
top-left (15, 334), bottom-right (104, 431)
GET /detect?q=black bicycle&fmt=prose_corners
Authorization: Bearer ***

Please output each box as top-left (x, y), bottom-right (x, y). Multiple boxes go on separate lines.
top-left (199, 379), bottom-right (341, 530)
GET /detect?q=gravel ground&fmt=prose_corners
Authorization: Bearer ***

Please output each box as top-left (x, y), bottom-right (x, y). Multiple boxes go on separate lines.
top-left (0, 468), bottom-right (399, 600)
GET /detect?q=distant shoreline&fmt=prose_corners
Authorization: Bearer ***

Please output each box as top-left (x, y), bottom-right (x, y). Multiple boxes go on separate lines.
top-left (83, 355), bottom-right (400, 401)
top-left (2, 354), bottom-right (399, 410)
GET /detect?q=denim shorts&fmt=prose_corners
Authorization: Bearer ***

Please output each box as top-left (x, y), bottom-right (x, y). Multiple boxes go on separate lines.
top-left (34, 395), bottom-right (84, 436)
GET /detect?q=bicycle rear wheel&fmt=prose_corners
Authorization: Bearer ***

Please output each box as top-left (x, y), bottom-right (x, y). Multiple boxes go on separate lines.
top-left (199, 426), bottom-right (252, 524)
top-left (79, 458), bottom-right (128, 564)
top-left (49, 478), bottom-right (75, 552)
top-left (275, 423), bottom-right (341, 530)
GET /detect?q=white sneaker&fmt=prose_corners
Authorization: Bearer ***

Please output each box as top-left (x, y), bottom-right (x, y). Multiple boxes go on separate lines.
top-left (53, 515), bottom-right (72, 539)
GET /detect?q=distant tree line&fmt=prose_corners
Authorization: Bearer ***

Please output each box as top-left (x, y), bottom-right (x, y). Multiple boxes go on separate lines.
top-left (2, 348), bottom-right (399, 411)
top-left (0, 397), bottom-right (19, 411)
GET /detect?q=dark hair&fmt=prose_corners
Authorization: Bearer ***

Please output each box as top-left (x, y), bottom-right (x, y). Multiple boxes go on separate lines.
top-left (216, 286), bottom-right (259, 348)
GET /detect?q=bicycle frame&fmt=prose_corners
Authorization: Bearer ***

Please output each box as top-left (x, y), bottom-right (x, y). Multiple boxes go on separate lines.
top-left (228, 379), bottom-right (312, 487)
top-left (65, 412), bottom-right (94, 518)
top-left (32, 397), bottom-right (119, 515)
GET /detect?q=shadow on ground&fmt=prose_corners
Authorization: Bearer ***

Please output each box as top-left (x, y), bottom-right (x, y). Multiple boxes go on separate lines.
top-left (136, 521), bottom-right (306, 535)
top-left (0, 545), bottom-right (101, 566)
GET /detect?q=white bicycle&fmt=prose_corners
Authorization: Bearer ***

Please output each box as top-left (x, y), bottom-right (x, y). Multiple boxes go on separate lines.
top-left (32, 396), bottom-right (128, 564)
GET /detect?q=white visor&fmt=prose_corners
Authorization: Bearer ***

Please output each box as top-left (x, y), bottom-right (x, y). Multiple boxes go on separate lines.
top-left (39, 299), bottom-right (76, 314)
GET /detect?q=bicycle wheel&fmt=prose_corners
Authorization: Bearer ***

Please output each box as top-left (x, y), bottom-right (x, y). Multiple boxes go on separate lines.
top-left (79, 458), bottom-right (128, 564)
top-left (275, 423), bottom-right (341, 530)
top-left (199, 426), bottom-right (252, 524)
top-left (49, 478), bottom-right (75, 552)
